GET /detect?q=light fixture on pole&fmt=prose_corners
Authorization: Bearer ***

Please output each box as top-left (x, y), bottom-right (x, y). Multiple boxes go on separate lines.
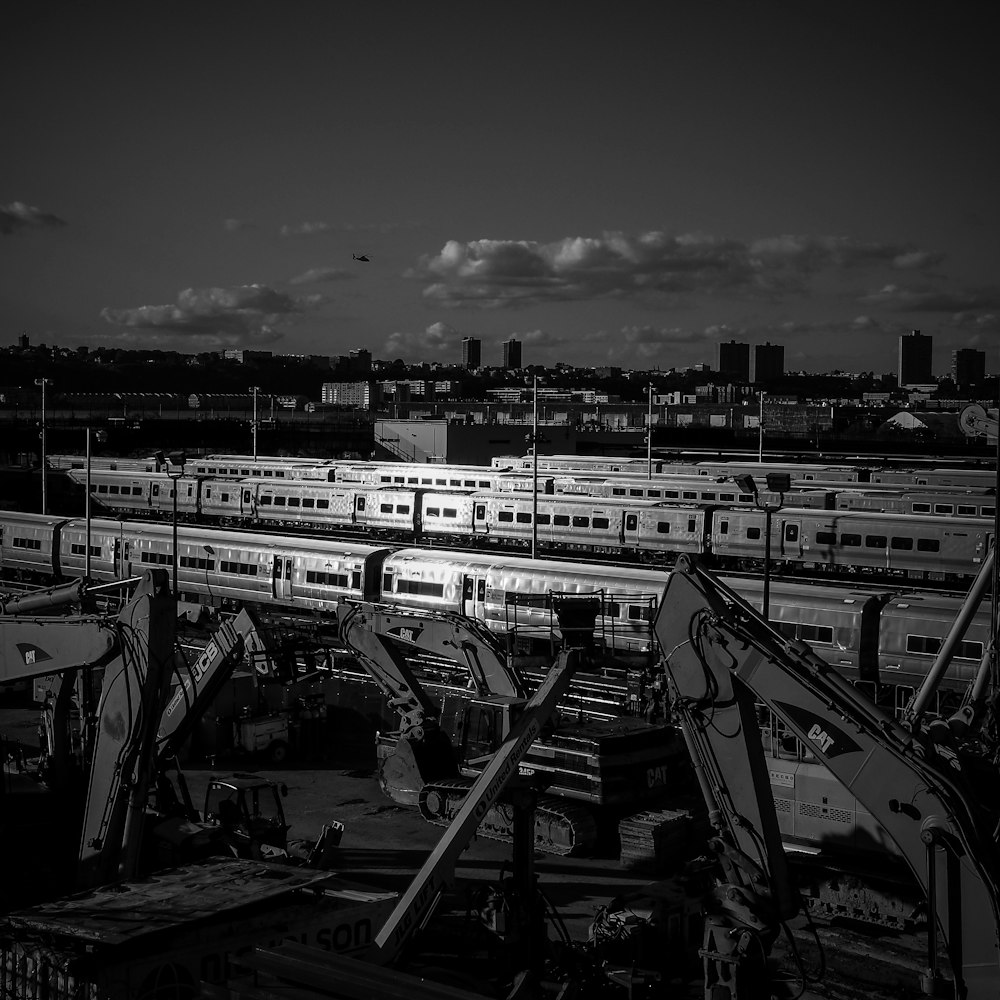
top-left (646, 383), bottom-right (654, 480)
top-left (250, 386), bottom-right (260, 461)
top-left (34, 377), bottom-right (50, 514)
top-left (157, 451), bottom-right (187, 597)
top-left (734, 472), bottom-right (789, 621)
top-left (758, 391), bottom-right (766, 463)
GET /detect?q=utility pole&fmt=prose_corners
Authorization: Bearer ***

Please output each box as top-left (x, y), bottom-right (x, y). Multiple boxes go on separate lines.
top-left (758, 391), bottom-right (766, 462)
top-left (647, 383), bottom-right (654, 480)
top-left (34, 377), bottom-right (50, 514)
top-left (531, 376), bottom-right (538, 559)
top-left (250, 386), bottom-right (260, 460)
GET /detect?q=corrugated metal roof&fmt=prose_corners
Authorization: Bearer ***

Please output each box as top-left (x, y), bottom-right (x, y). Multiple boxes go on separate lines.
top-left (6, 860), bottom-right (339, 947)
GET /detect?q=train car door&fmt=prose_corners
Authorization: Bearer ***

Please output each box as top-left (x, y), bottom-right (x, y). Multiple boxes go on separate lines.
top-left (621, 511), bottom-right (641, 547)
top-left (272, 555), bottom-right (293, 601)
top-left (242, 487), bottom-right (255, 521)
top-left (473, 500), bottom-right (489, 534)
top-left (353, 493), bottom-right (367, 526)
top-left (779, 518), bottom-right (803, 559)
top-left (462, 574), bottom-right (487, 618)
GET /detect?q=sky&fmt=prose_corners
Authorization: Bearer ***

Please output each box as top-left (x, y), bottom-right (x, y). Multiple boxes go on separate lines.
top-left (3, 1), bottom-right (999, 376)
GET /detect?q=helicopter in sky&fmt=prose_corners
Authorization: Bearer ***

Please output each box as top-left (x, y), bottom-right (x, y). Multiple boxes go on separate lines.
top-left (353, 253), bottom-right (370, 262)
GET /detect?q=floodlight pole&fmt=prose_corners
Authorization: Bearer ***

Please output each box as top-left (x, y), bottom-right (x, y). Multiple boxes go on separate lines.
top-left (85, 427), bottom-right (92, 581)
top-left (647, 383), bottom-right (654, 480)
top-left (758, 391), bottom-right (766, 463)
top-left (532, 376), bottom-right (538, 559)
top-left (250, 386), bottom-right (260, 461)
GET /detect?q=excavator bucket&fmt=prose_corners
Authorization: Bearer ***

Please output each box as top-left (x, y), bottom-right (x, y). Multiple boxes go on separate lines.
top-left (377, 729), bottom-right (458, 807)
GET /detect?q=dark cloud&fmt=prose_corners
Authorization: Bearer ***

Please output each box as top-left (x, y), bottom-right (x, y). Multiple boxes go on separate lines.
top-left (383, 321), bottom-right (464, 358)
top-left (279, 219), bottom-right (421, 238)
top-left (223, 218), bottom-right (257, 232)
top-left (1, 201), bottom-right (67, 235)
top-left (280, 221), bottom-right (333, 237)
top-left (407, 232), bottom-right (940, 309)
top-left (100, 283), bottom-right (304, 347)
top-left (861, 283), bottom-right (1000, 312)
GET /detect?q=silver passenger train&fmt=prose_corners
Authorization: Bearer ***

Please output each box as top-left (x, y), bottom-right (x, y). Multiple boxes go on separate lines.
top-left (0, 510), bottom-right (992, 702)
top-left (69, 468), bottom-right (995, 583)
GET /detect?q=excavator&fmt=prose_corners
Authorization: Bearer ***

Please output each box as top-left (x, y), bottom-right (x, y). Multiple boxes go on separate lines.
top-left (1, 577), bottom-right (336, 900)
top-left (337, 599), bottom-right (681, 856)
top-left (654, 554), bottom-right (1000, 1000)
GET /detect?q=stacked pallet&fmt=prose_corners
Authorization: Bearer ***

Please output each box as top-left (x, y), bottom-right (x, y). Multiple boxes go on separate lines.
top-left (618, 808), bottom-right (691, 872)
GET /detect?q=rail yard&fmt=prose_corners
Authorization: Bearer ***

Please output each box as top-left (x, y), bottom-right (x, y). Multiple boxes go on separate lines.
top-left (0, 450), bottom-right (997, 1000)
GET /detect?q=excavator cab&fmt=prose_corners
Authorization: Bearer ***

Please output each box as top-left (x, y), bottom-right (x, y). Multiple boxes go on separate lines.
top-left (202, 773), bottom-right (290, 855)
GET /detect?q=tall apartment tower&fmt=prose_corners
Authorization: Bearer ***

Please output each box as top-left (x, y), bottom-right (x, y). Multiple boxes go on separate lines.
top-left (461, 336), bottom-right (481, 369)
top-left (717, 340), bottom-right (750, 382)
top-left (952, 348), bottom-right (986, 390)
top-left (898, 329), bottom-right (933, 386)
top-left (753, 342), bottom-right (784, 383)
top-left (503, 337), bottom-right (522, 369)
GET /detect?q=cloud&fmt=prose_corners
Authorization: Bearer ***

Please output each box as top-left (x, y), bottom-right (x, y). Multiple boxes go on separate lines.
top-left (407, 231), bottom-right (940, 309)
top-left (280, 221), bottom-right (333, 237)
top-left (223, 218), bottom-right (256, 232)
top-left (1, 201), bottom-right (67, 235)
top-left (383, 321), bottom-right (465, 359)
top-left (100, 283), bottom-right (306, 347)
top-left (287, 265), bottom-right (356, 285)
top-left (861, 283), bottom-right (1000, 312)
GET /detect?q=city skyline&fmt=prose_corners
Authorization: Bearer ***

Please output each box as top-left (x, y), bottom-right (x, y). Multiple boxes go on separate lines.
top-left (3, 4), bottom-right (999, 374)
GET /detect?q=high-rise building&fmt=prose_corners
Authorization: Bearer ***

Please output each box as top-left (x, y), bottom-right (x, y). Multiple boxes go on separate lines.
top-left (753, 342), bottom-right (784, 383)
top-left (503, 337), bottom-right (522, 369)
top-left (461, 336), bottom-right (481, 369)
top-left (717, 340), bottom-right (750, 382)
top-left (898, 330), bottom-right (933, 386)
top-left (952, 348), bottom-right (986, 390)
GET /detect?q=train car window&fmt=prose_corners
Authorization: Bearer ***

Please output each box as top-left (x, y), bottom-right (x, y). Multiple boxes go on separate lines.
top-left (478, 580), bottom-right (486, 600)
top-left (554, 515), bottom-right (570, 526)
top-left (625, 514), bottom-right (638, 531)
top-left (264, 470), bottom-right (273, 477)
top-left (287, 497), bottom-right (300, 507)
top-left (242, 490), bottom-right (251, 503)
top-left (647, 489), bottom-right (662, 498)
top-left (593, 517), bottom-right (610, 529)
top-left (407, 477), bottom-right (418, 484)
top-left (682, 491), bottom-right (697, 499)
top-left (393, 476), bottom-right (404, 484)
top-left (260, 495), bottom-right (273, 506)
top-left (629, 489), bottom-right (643, 497)
top-left (132, 486), bottom-right (142, 496)
top-left (537, 513), bottom-right (551, 525)
top-left (240, 469), bottom-right (250, 476)
top-left (352, 571), bottom-right (362, 589)
top-left (702, 491), bottom-right (716, 500)
top-left (356, 497), bottom-right (366, 510)
top-left (220, 492), bottom-right (231, 503)
top-left (738, 493), bottom-right (753, 502)
top-left (784, 525), bottom-right (799, 542)
top-left (13, 537), bottom-right (42, 550)
top-left (305, 570), bottom-right (350, 587)
top-left (109, 485), bottom-right (120, 494)
top-left (153, 485), bottom-right (160, 497)
top-left (983, 506), bottom-right (996, 517)
top-left (720, 493), bottom-right (735, 502)
top-left (426, 507), bottom-right (440, 517)
top-left (627, 605), bottom-right (653, 621)
top-left (396, 579), bottom-right (446, 597)
top-left (379, 475), bottom-right (391, 484)
top-left (906, 634), bottom-right (984, 660)
top-left (462, 578), bottom-right (473, 600)
top-left (97, 484), bottom-right (109, 493)
top-left (934, 504), bottom-right (954, 515)
top-left (840, 533), bottom-right (861, 546)
top-left (317, 498), bottom-right (329, 509)
top-left (718, 520), bottom-right (729, 534)
top-left (71, 543), bottom-right (103, 557)
top-left (516, 512), bottom-right (532, 523)
top-left (688, 518), bottom-right (697, 532)
top-left (916, 538), bottom-right (940, 552)
top-left (273, 496), bottom-right (286, 506)
top-left (380, 503), bottom-right (393, 513)
top-left (865, 535), bottom-right (887, 548)
top-left (957, 505), bottom-right (977, 516)
top-left (656, 521), bottom-right (671, 534)
top-left (444, 508), bottom-right (457, 518)
top-left (746, 527), bottom-right (761, 540)
top-left (890, 536), bottom-right (913, 549)
top-left (498, 511), bottom-right (514, 522)
top-left (664, 490), bottom-right (679, 498)
top-left (912, 502), bottom-right (931, 513)
top-left (382, 573), bottom-right (393, 592)
top-left (612, 488), bottom-right (626, 496)
top-left (302, 497), bottom-right (315, 508)
top-left (475, 504), bottom-right (486, 519)
top-left (814, 530), bottom-right (835, 543)
top-left (573, 515), bottom-right (590, 527)
top-left (799, 623), bottom-right (834, 644)
top-left (397, 504), bottom-right (410, 514)
top-left (275, 559), bottom-right (283, 579)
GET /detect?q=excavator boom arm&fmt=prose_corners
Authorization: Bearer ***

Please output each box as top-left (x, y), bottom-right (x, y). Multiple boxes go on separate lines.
top-left (656, 557), bottom-right (1000, 999)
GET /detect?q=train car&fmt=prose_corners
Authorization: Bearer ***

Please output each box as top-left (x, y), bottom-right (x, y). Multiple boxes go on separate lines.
top-left (492, 454), bottom-right (661, 474)
top-left (67, 470), bottom-right (202, 519)
top-left (711, 507), bottom-right (993, 582)
top-left (0, 511), bottom-right (67, 579)
top-left (378, 547), bottom-right (666, 652)
top-left (728, 577), bottom-right (889, 680)
top-left (191, 456), bottom-right (334, 480)
top-left (47, 454), bottom-right (163, 473)
top-left (675, 461), bottom-right (865, 483)
top-left (870, 467), bottom-right (998, 489)
top-left (553, 474), bottom-right (835, 510)
top-left (835, 489), bottom-right (997, 519)
top-left (877, 593), bottom-right (995, 699)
